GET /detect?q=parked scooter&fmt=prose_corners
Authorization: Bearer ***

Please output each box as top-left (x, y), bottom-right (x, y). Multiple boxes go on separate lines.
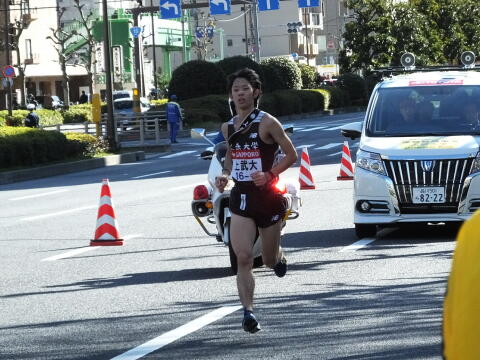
top-left (191, 127), bottom-right (301, 275)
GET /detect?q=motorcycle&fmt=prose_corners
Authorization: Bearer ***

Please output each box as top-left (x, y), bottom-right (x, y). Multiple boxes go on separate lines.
top-left (190, 127), bottom-right (301, 275)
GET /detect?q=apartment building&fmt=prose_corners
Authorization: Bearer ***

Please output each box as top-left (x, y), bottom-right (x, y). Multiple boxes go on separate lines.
top-left (212, 0), bottom-right (323, 67)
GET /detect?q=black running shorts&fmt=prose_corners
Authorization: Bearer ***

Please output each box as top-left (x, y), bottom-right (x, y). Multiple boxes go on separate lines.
top-left (229, 183), bottom-right (288, 228)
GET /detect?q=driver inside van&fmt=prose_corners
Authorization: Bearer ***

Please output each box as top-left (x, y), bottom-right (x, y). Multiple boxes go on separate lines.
top-left (386, 97), bottom-right (416, 133)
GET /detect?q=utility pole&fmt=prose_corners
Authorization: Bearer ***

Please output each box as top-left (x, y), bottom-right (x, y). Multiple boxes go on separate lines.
top-left (4, 0), bottom-right (12, 117)
top-left (150, 0), bottom-right (158, 98)
top-left (251, 0), bottom-right (260, 62)
top-left (304, 9), bottom-right (310, 65)
top-left (101, 0), bottom-right (116, 149)
top-left (243, 5), bottom-right (248, 55)
top-left (181, 9), bottom-right (187, 63)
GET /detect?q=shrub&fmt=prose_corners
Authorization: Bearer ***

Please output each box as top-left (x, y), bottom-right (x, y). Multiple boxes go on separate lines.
top-left (65, 132), bottom-right (108, 157)
top-left (0, 127), bottom-right (68, 168)
top-left (168, 60), bottom-right (227, 100)
top-left (179, 95), bottom-right (230, 126)
top-left (260, 57), bottom-right (302, 92)
top-left (217, 56), bottom-right (264, 85)
top-left (0, 110), bottom-right (28, 126)
top-left (150, 99), bottom-right (168, 106)
top-left (336, 73), bottom-right (367, 105)
top-left (320, 86), bottom-right (350, 108)
top-left (62, 104), bottom-right (92, 124)
top-left (37, 109), bottom-right (64, 127)
top-left (259, 89), bottom-right (325, 116)
top-left (298, 64), bottom-right (317, 89)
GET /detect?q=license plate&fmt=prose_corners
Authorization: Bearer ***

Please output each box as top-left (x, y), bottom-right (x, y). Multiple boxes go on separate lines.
top-left (412, 187), bottom-right (446, 204)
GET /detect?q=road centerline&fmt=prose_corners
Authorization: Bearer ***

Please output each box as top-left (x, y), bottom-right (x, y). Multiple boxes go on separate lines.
top-left (111, 305), bottom-right (242, 360)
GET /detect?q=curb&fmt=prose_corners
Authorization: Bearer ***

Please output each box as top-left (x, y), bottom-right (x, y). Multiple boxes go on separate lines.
top-left (0, 151), bottom-right (145, 185)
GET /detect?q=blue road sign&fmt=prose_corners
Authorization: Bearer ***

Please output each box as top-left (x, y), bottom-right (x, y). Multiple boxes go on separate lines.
top-left (3, 65), bottom-right (15, 78)
top-left (298, 0), bottom-right (319, 8)
top-left (209, 0), bottom-right (230, 15)
top-left (195, 26), bottom-right (205, 39)
top-left (130, 26), bottom-right (142, 38)
top-left (258, 0), bottom-right (279, 11)
top-left (160, 0), bottom-right (181, 19)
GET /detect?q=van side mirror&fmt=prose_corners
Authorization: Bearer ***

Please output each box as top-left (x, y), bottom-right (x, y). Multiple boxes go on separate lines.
top-left (340, 122), bottom-right (362, 140)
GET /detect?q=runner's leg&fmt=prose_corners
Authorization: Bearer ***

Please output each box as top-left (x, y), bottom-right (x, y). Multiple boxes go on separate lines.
top-left (230, 213), bottom-right (257, 310)
top-left (259, 220), bottom-right (283, 268)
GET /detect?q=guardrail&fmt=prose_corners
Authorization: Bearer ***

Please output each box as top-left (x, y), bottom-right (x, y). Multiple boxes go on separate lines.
top-left (40, 111), bottom-right (184, 145)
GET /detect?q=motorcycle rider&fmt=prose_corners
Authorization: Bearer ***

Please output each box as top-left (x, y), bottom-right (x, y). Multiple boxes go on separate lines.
top-left (215, 68), bottom-right (298, 333)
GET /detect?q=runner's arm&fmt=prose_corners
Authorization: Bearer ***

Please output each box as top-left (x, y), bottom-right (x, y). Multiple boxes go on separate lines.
top-left (266, 116), bottom-right (297, 177)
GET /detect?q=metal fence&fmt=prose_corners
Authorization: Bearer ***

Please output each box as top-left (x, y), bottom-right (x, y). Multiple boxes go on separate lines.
top-left (40, 111), bottom-right (184, 145)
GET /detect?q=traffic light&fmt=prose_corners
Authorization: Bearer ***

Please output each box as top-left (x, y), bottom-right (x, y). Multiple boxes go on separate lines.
top-left (287, 22), bottom-right (303, 34)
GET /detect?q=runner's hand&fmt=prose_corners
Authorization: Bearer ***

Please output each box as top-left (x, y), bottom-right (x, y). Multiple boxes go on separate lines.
top-left (215, 175), bottom-right (229, 193)
top-left (251, 171), bottom-right (270, 187)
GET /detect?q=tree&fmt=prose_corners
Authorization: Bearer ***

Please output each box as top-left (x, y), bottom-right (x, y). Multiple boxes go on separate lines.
top-left (10, 18), bottom-right (31, 107)
top-left (47, 7), bottom-right (75, 109)
top-left (341, 0), bottom-right (395, 73)
top-left (71, 0), bottom-right (97, 98)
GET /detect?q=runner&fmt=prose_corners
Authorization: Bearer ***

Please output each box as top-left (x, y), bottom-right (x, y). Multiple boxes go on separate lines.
top-left (215, 68), bottom-right (298, 333)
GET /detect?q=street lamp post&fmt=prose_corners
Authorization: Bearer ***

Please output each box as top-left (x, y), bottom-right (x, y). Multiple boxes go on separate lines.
top-left (101, 0), bottom-right (116, 149)
top-left (3, 0), bottom-right (12, 117)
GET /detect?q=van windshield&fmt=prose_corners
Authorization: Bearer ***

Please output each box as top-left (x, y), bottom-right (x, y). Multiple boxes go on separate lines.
top-left (113, 100), bottom-right (133, 110)
top-left (366, 86), bottom-right (480, 137)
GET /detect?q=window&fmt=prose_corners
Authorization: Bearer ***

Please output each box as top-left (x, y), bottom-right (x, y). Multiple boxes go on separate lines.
top-left (25, 39), bottom-right (32, 59)
top-left (227, 39), bottom-right (233, 47)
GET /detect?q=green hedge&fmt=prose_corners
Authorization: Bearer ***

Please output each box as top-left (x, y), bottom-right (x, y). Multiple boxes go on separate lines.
top-left (217, 56), bottom-right (265, 84)
top-left (0, 127), bottom-right (107, 169)
top-left (298, 64), bottom-right (317, 89)
top-left (320, 86), bottom-right (350, 108)
top-left (336, 73), bottom-right (367, 105)
top-left (62, 104), bottom-right (92, 123)
top-left (180, 89), bottom-right (326, 125)
top-left (260, 57), bottom-right (302, 92)
top-left (0, 109), bottom-right (64, 127)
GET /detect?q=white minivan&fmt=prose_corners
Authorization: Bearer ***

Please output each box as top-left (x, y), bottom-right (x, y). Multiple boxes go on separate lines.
top-left (342, 68), bottom-right (480, 238)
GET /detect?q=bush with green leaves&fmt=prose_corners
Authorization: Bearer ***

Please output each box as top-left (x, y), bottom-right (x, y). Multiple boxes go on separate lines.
top-left (259, 89), bottom-right (325, 116)
top-left (37, 109), bottom-right (64, 127)
top-left (336, 73), bottom-right (367, 105)
top-left (260, 57), bottom-right (302, 92)
top-left (0, 127), bottom-right (109, 170)
top-left (0, 110), bottom-right (28, 126)
top-left (320, 86), bottom-right (350, 108)
top-left (65, 132), bottom-right (108, 157)
top-left (217, 56), bottom-right (264, 85)
top-left (298, 64), bottom-right (317, 89)
top-left (180, 94), bottom-right (230, 127)
top-left (62, 104), bottom-right (92, 124)
top-left (168, 60), bottom-right (227, 100)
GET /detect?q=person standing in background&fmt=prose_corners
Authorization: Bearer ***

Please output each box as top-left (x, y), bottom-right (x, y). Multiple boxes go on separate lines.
top-left (166, 94), bottom-right (183, 143)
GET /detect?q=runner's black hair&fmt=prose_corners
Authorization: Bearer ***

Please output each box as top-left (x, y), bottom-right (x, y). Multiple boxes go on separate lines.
top-left (227, 68), bottom-right (262, 107)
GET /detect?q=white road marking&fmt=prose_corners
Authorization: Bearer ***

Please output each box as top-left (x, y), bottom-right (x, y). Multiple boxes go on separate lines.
top-left (111, 305), bottom-right (242, 360)
top-left (340, 238), bottom-right (375, 252)
top-left (41, 234), bottom-right (144, 262)
top-left (160, 151), bottom-right (197, 159)
top-left (294, 127), bottom-right (304, 131)
top-left (324, 125), bottom-right (348, 131)
top-left (41, 247), bottom-right (98, 261)
top-left (298, 126), bottom-right (328, 132)
top-left (169, 183), bottom-right (200, 191)
top-left (9, 189), bottom-right (68, 201)
top-left (131, 170), bottom-right (172, 179)
top-left (295, 144), bottom-right (316, 149)
top-left (327, 150), bottom-right (344, 157)
top-left (315, 143), bottom-right (341, 150)
top-left (20, 205), bottom-right (97, 222)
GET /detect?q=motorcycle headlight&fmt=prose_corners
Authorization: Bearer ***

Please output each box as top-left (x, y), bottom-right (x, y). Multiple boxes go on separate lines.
top-left (470, 152), bottom-right (480, 175)
top-left (356, 149), bottom-right (386, 176)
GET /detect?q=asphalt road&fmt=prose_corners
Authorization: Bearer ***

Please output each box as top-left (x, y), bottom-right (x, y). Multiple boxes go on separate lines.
top-left (0, 112), bottom-right (457, 359)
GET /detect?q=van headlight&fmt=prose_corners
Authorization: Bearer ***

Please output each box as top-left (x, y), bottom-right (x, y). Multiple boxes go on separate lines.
top-left (470, 152), bottom-right (480, 174)
top-left (356, 149), bottom-right (386, 176)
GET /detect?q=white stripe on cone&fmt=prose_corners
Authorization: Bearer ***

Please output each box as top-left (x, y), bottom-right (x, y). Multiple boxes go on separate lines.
top-left (95, 214), bottom-right (118, 228)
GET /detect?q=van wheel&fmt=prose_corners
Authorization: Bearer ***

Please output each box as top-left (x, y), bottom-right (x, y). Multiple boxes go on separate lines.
top-left (355, 224), bottom-right (377, 239)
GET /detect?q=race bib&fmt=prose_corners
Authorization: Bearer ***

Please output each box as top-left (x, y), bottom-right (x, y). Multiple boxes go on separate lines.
top-left (231, 149), bottom-right (262, 181)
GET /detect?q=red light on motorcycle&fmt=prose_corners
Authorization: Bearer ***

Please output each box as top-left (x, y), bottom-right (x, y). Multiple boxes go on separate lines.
top-left (274, 181), bottom-right (287, 194)
top-left (193, 185), bottom-right (209, 200)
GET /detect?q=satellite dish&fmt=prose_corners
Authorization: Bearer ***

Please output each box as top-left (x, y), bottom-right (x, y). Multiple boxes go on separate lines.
top-left (400, 53), bottom-right (415, 68)
top-left (460, 51), bottom-right (476, 67)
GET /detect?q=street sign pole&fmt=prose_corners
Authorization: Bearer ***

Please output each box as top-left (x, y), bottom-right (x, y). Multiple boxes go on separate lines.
top-left (4, 0), bottom-right (12, 117)
top-left (102, 0), bottom-right (116, 150)
top-left (252, 0), bottom-right (260, 62)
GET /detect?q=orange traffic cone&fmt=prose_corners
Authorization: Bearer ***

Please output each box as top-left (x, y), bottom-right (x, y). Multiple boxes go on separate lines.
top-left (90, 179), bottom-right (123, 246)
top-left (337, 141), bottom-right (354, 180)
top-left (299, 146), bottom-right (315, 190)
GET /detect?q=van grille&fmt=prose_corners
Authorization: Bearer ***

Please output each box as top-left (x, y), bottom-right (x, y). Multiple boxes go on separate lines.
top-left (383, 158), bottom-right (474, 213)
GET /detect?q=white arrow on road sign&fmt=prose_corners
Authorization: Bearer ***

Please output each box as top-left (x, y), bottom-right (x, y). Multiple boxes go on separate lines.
top-left (211, 0), bottom-right (228, 11)
top-left (161, 1), bottom-right (179, 14)
top-left (258, 0), bottom-right (279, 11)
